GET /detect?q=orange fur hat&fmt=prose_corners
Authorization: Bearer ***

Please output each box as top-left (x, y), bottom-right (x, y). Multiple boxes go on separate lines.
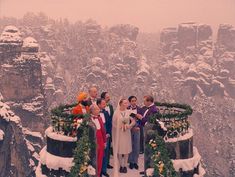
top-left (77, 92), bottom-right (88, 102)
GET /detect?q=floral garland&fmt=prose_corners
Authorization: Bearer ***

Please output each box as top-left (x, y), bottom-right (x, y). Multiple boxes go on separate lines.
top-left (163, 119), bottom-right (190, 138)
top-left (69, 117), bottom-right (96, 177)
top-left (50, 103), bottom-right (90, 136)
top-left (151, 102), bottom-right (193, 120)
top-left (50, 104), bottom-right (96, 176)
top-left (146, 133), bottom-right (178, 177)
top-left (149, 102), bottom-right (193, 138)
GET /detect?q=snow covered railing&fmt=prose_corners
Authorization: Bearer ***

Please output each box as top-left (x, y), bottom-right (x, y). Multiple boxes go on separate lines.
top-left (149, 102), bottom-right (193, 138)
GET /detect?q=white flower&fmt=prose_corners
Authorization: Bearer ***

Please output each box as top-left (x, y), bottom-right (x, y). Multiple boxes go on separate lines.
top-left (87, 165), bottom-right (96, 176)
top-left (158, 120), bottom-right (167, 131)
top-left (146, 168), bottom-right (154, 177)
top-left (77, 119), bottom-right (83, 124)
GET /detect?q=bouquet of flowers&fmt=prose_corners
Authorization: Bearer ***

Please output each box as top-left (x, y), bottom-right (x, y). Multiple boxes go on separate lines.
top-left (121, 119), bottom-right (128, 131)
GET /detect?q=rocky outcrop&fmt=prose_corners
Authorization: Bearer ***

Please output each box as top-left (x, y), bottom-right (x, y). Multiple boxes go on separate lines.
top-left (158, 23), bottom-right (235, 177)
top-left (0, 26), bottom-right (46, 132)
top-left (0, 98), bottom-right (37, 177)
top-left (198, 24), bottom-right (213, 42)
top-left (0, 26), bottom-right (23, 63)
top-left (109, 24), bottom-right (139, 41)
top-left (159, 23), bottom-right (235, 99)
top-left (217, 24), bottom-right (235, 51)
top-left (40, 52), bottom-right (66, 110)
top-left (178, 22), bottom-right (198, 49)
top-left (0, 26), bottom-right (45, 176)
top-left (0, 17), bottom-right (153, 106)
top-left (160, 23), bottom-right (213, 53)
top-left (160, 27), bottom-right (178, 54)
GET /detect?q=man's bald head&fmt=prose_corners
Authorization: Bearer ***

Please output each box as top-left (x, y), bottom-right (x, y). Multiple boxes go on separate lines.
top-left (89, 86), bottom-right (98, 99)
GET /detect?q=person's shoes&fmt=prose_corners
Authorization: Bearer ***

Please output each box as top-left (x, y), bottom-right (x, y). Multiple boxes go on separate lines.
top-left (133, 163), bottom-right (139, 170)
top-left (107, 164), bottom-right (113, 169)
top-left (119, 167), bottom-right (123, 173)
top-left (101, 172), bottom-right (110, 177)
top-left (123, 167), bottom-right (127, 173)
top-left (139, 151), bottom-right (144, 154)
top-left (129, 163), bottom-right (134, 169)
top-left (140, 171), bottom-right (145, 175)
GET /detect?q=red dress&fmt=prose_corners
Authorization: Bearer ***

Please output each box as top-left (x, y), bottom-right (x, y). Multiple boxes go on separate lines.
top-left (92, 115), bottom-right (106, 177)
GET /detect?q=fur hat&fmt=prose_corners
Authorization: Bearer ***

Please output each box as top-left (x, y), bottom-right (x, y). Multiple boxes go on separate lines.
top-left (77, 92), bottom-right (88, 102)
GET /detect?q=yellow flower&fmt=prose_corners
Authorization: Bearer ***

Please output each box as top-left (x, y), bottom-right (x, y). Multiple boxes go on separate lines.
top-left (151, 143), bottom-right (157, 148)
top-left (80, 165), bottom-right (88, 173)
top-left (158, 161), bottom-right (164, 173)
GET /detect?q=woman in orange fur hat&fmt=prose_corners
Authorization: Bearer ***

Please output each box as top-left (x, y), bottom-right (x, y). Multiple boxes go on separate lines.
top-left (72, 92), bottom-right (90, 114)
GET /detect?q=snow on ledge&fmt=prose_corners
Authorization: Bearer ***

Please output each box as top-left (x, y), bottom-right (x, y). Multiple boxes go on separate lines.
top-left (35, 162), bottom-right (47, 177)
top-left (0, 26), bottom-right (22, 43)
top-left (40, 146), bottom-right (74, 172)
top-left (165, 128), bottom-right (193, 143)
top-left (45, 127), bottom-right (77, 142)
top-left (0, 101), bottom-right (21, 124)
top-left (172, 147), bottom-right (201, 172)
top-left (23, 37), bottom-right (39, 48)
top-left (23, 128), bottom-right (43, 140)
top-left (193, 163), bottom-right (206, 177)
top-left (0, 129), bottom-right (4, 141)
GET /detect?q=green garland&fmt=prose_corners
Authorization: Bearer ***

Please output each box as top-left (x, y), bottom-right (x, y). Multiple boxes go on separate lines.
top-left (51, 104), bottom-right (96, 176)
top-left (150, 102), bottom-right (193, 121)
top-left (50, 103), bottom-right (90, 136)
top-left (149, 102), bottom-right (193, 139)
top-left (146, 132), bottom-right (178, 177)
top-left (69, 117), bottom-right (96, 177)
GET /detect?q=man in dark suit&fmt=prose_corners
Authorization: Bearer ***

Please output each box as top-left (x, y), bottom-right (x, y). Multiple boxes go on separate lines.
top-left (136, 95), bottom-right (159, 126)
top-left (127, 96), bottom-right (142, 170)
top-left (101, 91), bottom-right (114, 169)
top-left (136, 95), bottom-right (159, 176)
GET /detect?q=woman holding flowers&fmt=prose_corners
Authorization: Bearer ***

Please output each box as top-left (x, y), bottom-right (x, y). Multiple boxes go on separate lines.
top-left (112, 98), bottom-right (135, 176)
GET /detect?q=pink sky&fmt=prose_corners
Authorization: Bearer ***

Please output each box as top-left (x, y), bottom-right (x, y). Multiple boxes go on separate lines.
top-left (0, 0), bottom-right (235, 32)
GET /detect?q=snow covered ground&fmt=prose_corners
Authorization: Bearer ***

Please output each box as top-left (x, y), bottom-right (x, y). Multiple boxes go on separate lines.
top-left (107, 154), bottom-right (145, 177)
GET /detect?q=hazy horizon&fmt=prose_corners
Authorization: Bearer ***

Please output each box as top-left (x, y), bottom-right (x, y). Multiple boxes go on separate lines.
top-left (1, 0), bottom-right (235, 33)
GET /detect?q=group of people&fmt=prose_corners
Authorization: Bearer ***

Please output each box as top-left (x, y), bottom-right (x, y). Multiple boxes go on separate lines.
top-left (72, 86), bottom-right (159, 177)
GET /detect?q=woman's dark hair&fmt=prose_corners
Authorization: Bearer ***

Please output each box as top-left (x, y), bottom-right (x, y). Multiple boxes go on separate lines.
top-left (119, 98), bottom-right (126, 106)
top-left (101, 92), bottom-right (108, 99)
top-left (128, 95), bottom-right (137, 102)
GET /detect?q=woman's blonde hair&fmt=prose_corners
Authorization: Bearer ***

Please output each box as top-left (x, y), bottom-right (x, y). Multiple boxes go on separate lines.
top-left (119, 98), bottom-right (126, 106)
